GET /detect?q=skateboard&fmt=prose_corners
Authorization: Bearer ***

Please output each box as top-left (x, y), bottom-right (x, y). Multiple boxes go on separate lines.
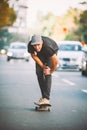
top-left (34, 102), bottom-right (51, 111)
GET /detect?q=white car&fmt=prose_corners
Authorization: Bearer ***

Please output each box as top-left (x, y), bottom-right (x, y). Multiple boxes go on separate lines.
top-left (7, 42), bottom-right (30, 61)
top-left (57, 41), bottom-right (83, 71)
top-left (81, 45), bottom-right (87, 76)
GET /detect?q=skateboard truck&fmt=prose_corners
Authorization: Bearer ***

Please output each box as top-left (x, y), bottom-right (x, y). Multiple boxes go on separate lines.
top-left (34, 102), bottom-right (51, 112)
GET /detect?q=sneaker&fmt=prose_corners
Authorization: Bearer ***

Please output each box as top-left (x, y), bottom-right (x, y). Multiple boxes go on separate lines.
top-left (39, 98), bottom-right (50, 105)
top-left (35, 98), bottom-right (50, 105)
top-left (35, 97), bottom-right (43, 105)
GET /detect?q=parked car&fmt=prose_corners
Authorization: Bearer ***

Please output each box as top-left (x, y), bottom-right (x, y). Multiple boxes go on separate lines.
top-left (57, 41), bottom-right (83, 71)
top-left (81, 45), bottom-right (87, 76)
top-left (7, 42), bottom-right (30, 61)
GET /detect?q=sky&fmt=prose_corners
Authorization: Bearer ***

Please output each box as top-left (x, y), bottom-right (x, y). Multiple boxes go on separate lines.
top-left (27, 0), bottom-right (85, 27)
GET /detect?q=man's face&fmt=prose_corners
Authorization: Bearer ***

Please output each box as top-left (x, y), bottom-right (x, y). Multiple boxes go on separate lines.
top-left (33, 41), bottom-right (43, 52)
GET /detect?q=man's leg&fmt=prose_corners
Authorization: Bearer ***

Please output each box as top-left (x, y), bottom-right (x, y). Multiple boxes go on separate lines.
top-left (36, 64), bottom-right (45, 98)
top-left (43, 75), bottom-right (52, 99)
top-left (43, 58), bottom-right (52, 100)
top-left (36, 58), bottom-right (52, 104)
top-left (36, 63), bottom-right (52, 99)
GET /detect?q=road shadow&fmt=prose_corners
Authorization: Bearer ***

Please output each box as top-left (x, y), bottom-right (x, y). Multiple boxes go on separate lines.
top-left (24, 107), bottom-right (35, 112)
top-left (0, 106), bottom-right (35, 112)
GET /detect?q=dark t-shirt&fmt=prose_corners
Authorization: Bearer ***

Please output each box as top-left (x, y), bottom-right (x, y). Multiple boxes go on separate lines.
top-left (27, 36), bottom-right (58, 62)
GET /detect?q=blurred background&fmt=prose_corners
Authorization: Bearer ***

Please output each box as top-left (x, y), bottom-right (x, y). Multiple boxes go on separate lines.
top-left (0, 0), bottom-right (87, 50)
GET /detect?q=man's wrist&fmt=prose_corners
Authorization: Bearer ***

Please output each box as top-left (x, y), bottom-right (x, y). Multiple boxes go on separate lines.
top-left (50, 69), bottom-right (55, 73)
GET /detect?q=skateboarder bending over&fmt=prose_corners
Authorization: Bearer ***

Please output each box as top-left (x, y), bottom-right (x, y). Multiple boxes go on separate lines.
top-left (28, 35), bottom-right (59, 105)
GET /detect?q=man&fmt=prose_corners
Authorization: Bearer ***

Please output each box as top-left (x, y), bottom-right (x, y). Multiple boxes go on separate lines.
top-left (28, 35), bottom-right (59, 105)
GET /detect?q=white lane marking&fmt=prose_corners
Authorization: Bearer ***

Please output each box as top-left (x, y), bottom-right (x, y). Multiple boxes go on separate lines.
top-left (62, 78), bottom-right (75, 86)
top-left (81, 89), bottom-right (87, 93)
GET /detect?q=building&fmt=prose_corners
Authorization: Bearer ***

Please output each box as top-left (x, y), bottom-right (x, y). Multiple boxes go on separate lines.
top-left (8, 0), bottom-right (29, 34)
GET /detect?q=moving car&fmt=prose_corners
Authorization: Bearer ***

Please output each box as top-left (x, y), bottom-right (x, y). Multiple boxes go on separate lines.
top-left (81, 45), bottom-right (87, 76)
top-left (57, 41), bottom-right (83, 71)
top-left (7, 41), bottom-right (30, 61)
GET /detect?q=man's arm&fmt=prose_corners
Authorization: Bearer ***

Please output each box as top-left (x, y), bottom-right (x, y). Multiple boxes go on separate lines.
top-left (50, 54), bottom-right (59, 73)
top-left (31, 53), bottom-right (59, 74)
top-left (31, 53), bottom-right (44, 68)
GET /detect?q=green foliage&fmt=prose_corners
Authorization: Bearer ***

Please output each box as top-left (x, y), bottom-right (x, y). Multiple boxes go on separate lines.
top-left (61, 8), bottom-right (85, 42)
top-left (65, 30), bottom-right (81, 41)
top-left (42, 13), bottom-right (57, 36)
top-left (0, 29), bottom-right (11, 49)
top-left (0, 0), bottom-right (17, 28)
top-left (0, 29), bottom-right (27, 50)
top-left (79, 10), bottom-right (87, 43)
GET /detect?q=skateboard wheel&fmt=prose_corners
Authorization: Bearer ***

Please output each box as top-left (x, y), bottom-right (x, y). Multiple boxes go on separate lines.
top-left (48, 108), bottom-right (50, 111)
top-left (35, 106), bottom-right (38, 111)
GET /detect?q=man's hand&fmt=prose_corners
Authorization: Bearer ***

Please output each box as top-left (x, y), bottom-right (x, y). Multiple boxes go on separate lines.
top-left (43, 65), bottom-right (51, 75)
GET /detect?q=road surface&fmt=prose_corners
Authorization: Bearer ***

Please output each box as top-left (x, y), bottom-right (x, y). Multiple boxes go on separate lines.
top-left (0, 55), bottom-right (87, 130)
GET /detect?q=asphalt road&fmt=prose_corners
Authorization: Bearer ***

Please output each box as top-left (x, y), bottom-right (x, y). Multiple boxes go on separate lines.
top-left (0, 55), bottom-right (87, 130)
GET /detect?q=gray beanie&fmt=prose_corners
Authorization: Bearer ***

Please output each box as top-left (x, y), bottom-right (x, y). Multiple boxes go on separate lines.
top-left (31, 35), bottom-right (42, 45)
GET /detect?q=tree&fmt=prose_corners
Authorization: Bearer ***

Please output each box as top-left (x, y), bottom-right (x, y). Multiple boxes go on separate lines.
top-left (0, 28), bottom-right (28, 50)
top-left (79, 10), bottom-right (87, 44)
top-left (0, 0), bottom-right (16, 28)
top-left (51, 8), bottom-right (81, 41)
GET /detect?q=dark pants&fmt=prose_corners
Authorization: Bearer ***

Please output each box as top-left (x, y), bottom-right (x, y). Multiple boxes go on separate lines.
top-left (36, 58), bottom-right (52, 100)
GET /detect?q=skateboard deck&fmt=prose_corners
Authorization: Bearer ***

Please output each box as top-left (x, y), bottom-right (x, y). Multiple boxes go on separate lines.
top-left (34, 102), bottom-right (51, 111)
